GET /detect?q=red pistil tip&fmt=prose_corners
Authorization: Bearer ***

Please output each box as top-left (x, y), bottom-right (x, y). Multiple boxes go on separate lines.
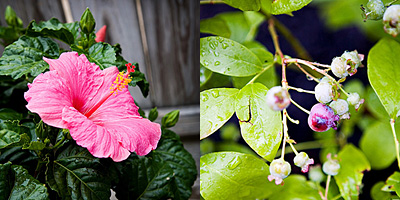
top-left (126, 63), bottom-right (135, 73)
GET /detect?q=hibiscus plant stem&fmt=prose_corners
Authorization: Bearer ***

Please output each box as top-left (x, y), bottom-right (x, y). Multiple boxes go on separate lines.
top-left (390, 118), bottom-right (400, 170)
top-left (52, 135), bottom-right (67, 150)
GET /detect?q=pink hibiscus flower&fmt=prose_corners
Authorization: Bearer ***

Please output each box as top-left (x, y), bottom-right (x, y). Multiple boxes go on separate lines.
top-left (24, 52), bottom-right (161, 162)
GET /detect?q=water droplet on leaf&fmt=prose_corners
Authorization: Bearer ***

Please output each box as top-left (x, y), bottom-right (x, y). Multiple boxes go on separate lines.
top-left (222, 43), bottom-right (229, 49)
top-left (221, 153), bottom-right (226, 158)
top-left (228, 156), bottom-right (242, 170)
top-left (211, 90), bottom-right (220, 98)
top-left (214, 61), bottom-right (220, 66)
top-left (201, 94), bottom-right (209, 101)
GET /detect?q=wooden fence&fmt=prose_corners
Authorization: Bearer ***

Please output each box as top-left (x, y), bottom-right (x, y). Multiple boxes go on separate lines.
top-left (0, 0), bottom-right (200, 199)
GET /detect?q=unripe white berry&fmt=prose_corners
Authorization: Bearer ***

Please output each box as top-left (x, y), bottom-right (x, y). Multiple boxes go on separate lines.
top-left (268, 159), bottom-right (291, 185)
top-left (315, 82), bottom-right (334, 104)
top-left (308, 165), bottom-right (325, 183)
top-left (294, 152), bottom-right (314, 173)
top-left (331, 57), bottom-right (348, 78)
top-left (364, 0), bottom-right (385, 20)
top-left (330, 99), bottom-right (349, 116)
top-left (383, 5), bottom-right (400, 37)
top-left (347, 92), bottom-right (365, 110)
top-left (323, 159), bottom-right (340, 176)
top-left (266, 86), bottom-right (291, 111)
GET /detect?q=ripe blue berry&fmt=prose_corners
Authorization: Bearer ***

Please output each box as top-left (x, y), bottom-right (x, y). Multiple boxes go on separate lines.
top-left (308, 103), bottom-right (340, 132)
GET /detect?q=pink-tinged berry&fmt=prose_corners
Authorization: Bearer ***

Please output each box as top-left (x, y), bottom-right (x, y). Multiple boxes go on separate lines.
top-left (266, 86), bottom-right (291, 111)
top-left (341, 50), bottom-right (363, 76)
top-left (268, 159), bottom-right (291, 185)
top-left (308, 103), bottom-right (340, 132)
top-left (330, 99), bottom-right (350, 119)
top-left (383, 5), bottom-right (400, 37)
top-left (294, 152), bottom-right (314, 173)
top-left (347, 92), bottom-right (365, 110)
top-left (323, 157), bottom-right (340, 176)
top-left (315, 77), bottom-right (338, 103)
top-left (331, 57), bottom-right (348, 78)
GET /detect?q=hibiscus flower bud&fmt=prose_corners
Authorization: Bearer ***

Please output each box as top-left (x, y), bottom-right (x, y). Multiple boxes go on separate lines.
top-left (80, 8), bottom-right (96, 34)
top-left (95, 25), bottom-right (107, 43)
top-left (323, 158), bottom-right (340, 176)
top-left (341, 50), bottom-right (363, 76)
top-left (362, 0), bottom-right (385, 20)
top-left (268, 159), bottom-right (291, 185)
top-left (330, 99), bottom-right (349, 117)
top-left (266, 86), bottom-right (291, 111)
top-left (315, 78), bottom-right (337, 103)
top-left (308, 103), bottom-right (340, 132)
top-left (347, 92), bottom-right (365, 110)
top-left (331, 57), bottom-right (348, 78)
top-left (294, 152), bottom-right (314, 173)
top-left (383, 5), bottom-right (400, 37)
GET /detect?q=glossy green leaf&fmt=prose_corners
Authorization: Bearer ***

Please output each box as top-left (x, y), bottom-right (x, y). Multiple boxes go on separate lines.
top-left (200, 65), bottom-right (230, 91)
top-left (0, 36), bottom-right (60, 79)
top-left (200, 37), bottom-right (263, 77)
top-left (0, 108), bottom-right (22, 120)
top-left (161, 110), bottom-right (180, 128)
top-left (269, 175), bottom-right (321, 200)
top-left (335, 144), bottom-right (371, 200)
top-left (87, 42), bottom-right (117, 70)
top-left (22, 141), bottom-right (46, 151)
top-left (5, 165), bottom-right (49, 199)
top-left (218, 12), bottom-right (265, 43)
top-left (0, 147), bottom-right (37, 171)
top-left (220, 123), bottom-right (241, 141)
top-left (46, 143), bottom-right (112, 200)
top-left (215, 142), bottom-right (256, 155)
top-left (222, 0), bottom-right (261, 11)
top-left (235, 83), bottom-right (282, 161)
top-left (371, 181), bottom-right (393, 200)
top-left (360, 121), bottom-right (396, 170)
top-left (114, 129), bottom-right (197, 200)
top-left (271, 0), bottom-right (312, 15)
top-left (261, 0), bottom-right (273, 14)
top-left (382, 171), bottom-right (400, 196)
top-left (368, 38), bottom-right (400, 119)
top-left (200, 88), bottom-right (239, 139)
top-left (0, 130), bottom-right (29, 150)
top-left (27, 18), bottom-right (79, 45)
top-left (200, 152), bottom-right (278, 200)
top-left (200, 17), bottom-right (231, 38)
top-left (365, 86), bottom-right (389, 120)
top-left (0, 162), bottom-right (12, 200)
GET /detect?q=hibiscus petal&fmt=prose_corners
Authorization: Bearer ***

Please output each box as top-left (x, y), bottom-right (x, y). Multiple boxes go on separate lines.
top-left (62, 106), bottom-right (130, 162)
top-left (43, 52), bottom-right (103, 114)
top-left (24, 71), bottom-right (72, 128)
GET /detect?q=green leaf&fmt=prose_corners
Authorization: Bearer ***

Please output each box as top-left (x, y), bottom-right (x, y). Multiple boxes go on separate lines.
top-left (46, 143), bottom-right (112, 200)
top-left (148, 107), bottom-right (158, 122)
top-left (161, 110), bottom-right (180, 128)
top-left (371, 181), bottom-right (393, 200)
top-left (215, 142), bottom-right (256, 155)
top-left (222, 0), bottom-right (261, 11)
top-left (200, 36), bottom-right (263, 77)
top-left (128, 63), bottom-right (150, 97)
top-left (271, 0), bottom-right (312, 15)
top-left (114, 129), bottom-right (197, 200)
top-left (200, 152), bottom-right (278, 200)
top-left (268, 175), bottom-right (321, 200)
top-left (235, 83), bottom-right (282, 161)
top-left (200, 88), bottom-right (239, 139)
top-left (0, 162), bottom-right (12, 200)
top-left (80, 8), bottom-right (96, 34)
top-left (0, 108), bottom-right (22, 120)
top-left (365, 86), bottom-right (389, 120)
top-left (368, 38), bottom-right (400, 119)
top-left (382, 171), bottom-right (400, 196)
top-left (27, 18), bottom-right (79, 45)
top-left (200, 65), bottom-right (230, 91)
top-left (200, 18), bottom-right (231, 38)
top-left (5, 6), bottom-right (23, 28)
top-left (22, 141), bottom-right (46, 151)
top-left (360, 121), bottom-right (396, 170)
top-left (87, 42), bottom-right (117, 70)
top-left (0, 147), bottom-right (37, 170)
top-left (0, 36), bottom-right (60, 79)
top-left (334, 144), bottom-right (371, 200)
top-left (5, 165), bottom-right (49, 199)
top-left (0, 130), bottom-right (29, 150)
top-left (220, 123), bottom-right (241, 141)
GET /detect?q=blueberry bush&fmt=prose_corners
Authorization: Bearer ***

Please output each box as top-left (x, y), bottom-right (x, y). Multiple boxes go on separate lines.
top-left (200, 0), bottom-right (400, 199)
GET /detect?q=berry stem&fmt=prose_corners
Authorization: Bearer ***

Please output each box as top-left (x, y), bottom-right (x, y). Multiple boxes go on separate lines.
top-left (324, 175), bottom-right (331, 200)
top-left (288, 142), bottom-right (299, 155)
top-left (386, 0), bottom-right (400, 6)
top-left (247, 63), bottom-right (274, 85)
top-left (338, 86), bottom-right (350, 97)
top-left (276, 139), bottom-right (337, 157)
top-left (290, 98), bottom-right (311, 115)
top-left (294, 62), bottom-right (320, 83)
top-left (280, 109), bottom-right (289, 159)
top-left (288, 86), bottom-right (315, 94)
top-left (390, 118), bottom-right (400, 170)
top-left (286, 112), bottom-right (299, 124)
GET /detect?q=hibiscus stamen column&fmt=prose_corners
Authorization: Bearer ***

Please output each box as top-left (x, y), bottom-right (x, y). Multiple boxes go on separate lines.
top-left (84, 63), bottom-right (136, 118)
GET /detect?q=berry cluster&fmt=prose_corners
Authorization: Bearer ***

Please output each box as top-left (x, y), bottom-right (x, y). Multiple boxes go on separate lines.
top-left (362, 0), bottom-right (400, 37)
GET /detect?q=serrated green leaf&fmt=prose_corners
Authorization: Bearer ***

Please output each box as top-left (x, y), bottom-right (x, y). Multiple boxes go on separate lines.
top-left (235, 83), bottom-right (282, 161)
top-left (22, 141), bottom-right (46, 151)
top-left (200, 37), bottom-right (263, 77)
top-left (368, 38), bottom-right (400, 119)
top-left (371, 181), bottom-right (393, 200)
top-left (7, 165), bottom-right (49, 199)
top-left (161, 110), bottom-right (180, 128)
top-left (46, 143), bottom-right (111, 200)
top-left (0, 130), bottom-right (29, 150)
top-left (114, 129), bottom-right (197, 200)
top-left (335, 144), bottom-right (371, 200)
top-left (200, 88), bottom-right (239, 139)
top-left (360, 121), bottom-right (396, 170)
top-left (200, 152), bottom-right (278, 200)
top-left (87, 42), bottom-right (117, 70)
top-left (383, 171), bottom-right (400, 196)
top-left (269, 175), bottom-right (321, 200)
top-left (271, 0), bottom-right (312, 15)
top-left (222, 0), bottom-right (261, 11)
top-left (0, 36), bottom-right (60, 79)
top-left (200, 17), bottom-right (231, 38)
top-left (26, 18), bottom-right (79, 45)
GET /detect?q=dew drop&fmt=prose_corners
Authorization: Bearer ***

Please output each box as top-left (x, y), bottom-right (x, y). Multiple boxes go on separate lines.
top-left (220, 153), bottom-right (226, 158)
top-left (201, 50), bottom-right (206, 56)
top-left (217, 115), bottom-right (224, 121)
top-left (211, 90), bottom-right (220, 98)
top-left (213, 51), bottom-right (219, 57)
top-left (222, 43), bottom-right (229, 49)
top-left (214, 61), bottom-right (220, 66)
top-left (203, 61), bottom-right (209, 66)
top-left (306, 75), bottom-right (313, 81)
top-left (209, 42), bottom-right (216, 50)
top-left (207, 37), bottom-right (212, 41)
top-left (228, 156), bottom-right (242, 170)
top-left (208, 154), bottom-right (217, 164)
top-left (201, 94), bottom-right (209, 102)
